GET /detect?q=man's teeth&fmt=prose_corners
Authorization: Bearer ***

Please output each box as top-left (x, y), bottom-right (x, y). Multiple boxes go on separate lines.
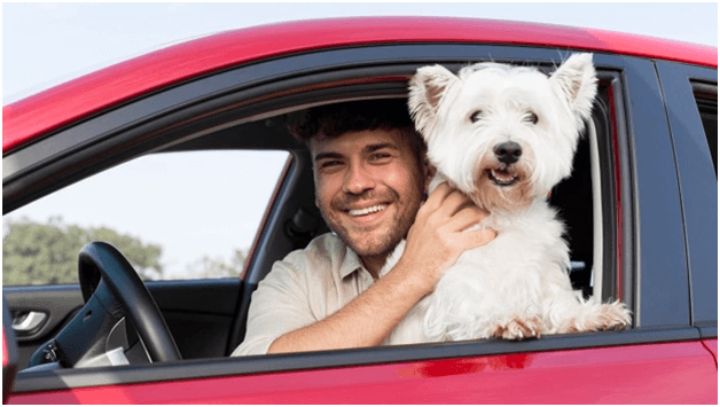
top-left (348, 205), bottom-right (387, 217)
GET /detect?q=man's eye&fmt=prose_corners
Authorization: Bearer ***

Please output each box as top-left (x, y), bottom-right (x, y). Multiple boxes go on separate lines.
top-left (369, 152), bottom-right (392, 162)
top-left (319, 160), bottom-right (342, 169)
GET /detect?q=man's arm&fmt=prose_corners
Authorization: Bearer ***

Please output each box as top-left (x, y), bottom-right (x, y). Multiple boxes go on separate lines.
top-left (268, 183), bottom-right (496, 353)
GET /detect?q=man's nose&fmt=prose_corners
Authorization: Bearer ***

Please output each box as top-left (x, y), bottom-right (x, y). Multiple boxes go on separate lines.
top-left (343, 162), bottom-right (375, 194)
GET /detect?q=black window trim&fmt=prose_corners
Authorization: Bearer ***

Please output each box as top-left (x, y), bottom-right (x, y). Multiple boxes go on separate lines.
top-left (621, 56), bottom-right (691, 328)
top-left (689, 78), bottom-right (717, 339)
top-left (655, 61), bottom-right (717, 336)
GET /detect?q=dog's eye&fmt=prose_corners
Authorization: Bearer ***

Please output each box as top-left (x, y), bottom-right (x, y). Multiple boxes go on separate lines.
top-left (525, 111), bottom-right (539, 125)
top-left (469, 110), bottom-right (483, 123)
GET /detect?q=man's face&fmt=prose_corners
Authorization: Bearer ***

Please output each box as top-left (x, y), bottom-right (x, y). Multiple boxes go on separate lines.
top-left (311, 129), bottom-right (427, 267)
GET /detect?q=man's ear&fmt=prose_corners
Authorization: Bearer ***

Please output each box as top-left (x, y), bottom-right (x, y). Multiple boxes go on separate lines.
top-left (550, 53), bottom-right (598, 128)
top-left (408, 65), bottom-right (458, 137)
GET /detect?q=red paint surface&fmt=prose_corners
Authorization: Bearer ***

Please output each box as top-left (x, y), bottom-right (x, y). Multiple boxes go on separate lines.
top-left (3, 17), bottom-right (716, 153)
top-left (702, 339), bottom-right (718, 366)
top-left (8, 340), bottom-right (717, 404)
top-left (2, 333), bottom-right (7, 368)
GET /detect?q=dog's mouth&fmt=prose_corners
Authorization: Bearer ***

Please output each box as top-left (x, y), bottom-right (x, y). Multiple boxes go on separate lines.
top-left (487, 166), bottom-right (519, 187)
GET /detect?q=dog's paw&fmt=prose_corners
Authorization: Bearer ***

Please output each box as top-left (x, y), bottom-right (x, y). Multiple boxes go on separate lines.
top-left (492, 317), bottom-right (543, 340)
top-left (593, 301), bottom-right (632, 331)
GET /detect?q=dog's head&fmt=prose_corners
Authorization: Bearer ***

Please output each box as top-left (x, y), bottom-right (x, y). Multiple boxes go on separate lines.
top-left (408, 53), bottom-right (597, 212)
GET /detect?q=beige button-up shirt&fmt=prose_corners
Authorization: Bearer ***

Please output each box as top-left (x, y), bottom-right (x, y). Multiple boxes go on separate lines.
top-left (231, 232), bottom-right (425, 356)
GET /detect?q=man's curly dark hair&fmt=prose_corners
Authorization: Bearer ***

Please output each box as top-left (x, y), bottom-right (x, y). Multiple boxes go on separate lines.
top-left (288, 99), bottom-right (427, 160)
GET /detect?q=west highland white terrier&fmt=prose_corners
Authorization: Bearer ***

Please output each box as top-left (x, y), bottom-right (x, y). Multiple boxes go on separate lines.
top-left (384, 53), bottom-right (631, 342)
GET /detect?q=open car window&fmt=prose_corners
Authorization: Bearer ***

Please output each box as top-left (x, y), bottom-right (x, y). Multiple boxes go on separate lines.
top-left (3, 150), bottom-right (289, 284)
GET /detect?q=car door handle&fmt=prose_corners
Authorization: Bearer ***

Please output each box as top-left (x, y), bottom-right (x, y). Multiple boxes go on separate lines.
top-left (12, 310), bottom-right (48, 335)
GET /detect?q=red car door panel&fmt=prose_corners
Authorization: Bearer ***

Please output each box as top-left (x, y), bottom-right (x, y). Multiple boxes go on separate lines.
top-left (8, 340), bottom-right (716, 404)
top-left (702, 339), bottom-right (717, 366)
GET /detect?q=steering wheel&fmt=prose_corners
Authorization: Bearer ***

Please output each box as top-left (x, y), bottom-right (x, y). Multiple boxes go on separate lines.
top-left (28, 242), bottom-right (181, 368)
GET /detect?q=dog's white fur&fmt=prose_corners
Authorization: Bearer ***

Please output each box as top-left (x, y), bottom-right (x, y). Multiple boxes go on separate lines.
top-left (383, 54), bottom-right (631, 342)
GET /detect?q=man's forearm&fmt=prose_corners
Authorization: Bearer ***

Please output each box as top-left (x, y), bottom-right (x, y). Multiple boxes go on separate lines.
top-left (267, 262), bottom-right (430, 354)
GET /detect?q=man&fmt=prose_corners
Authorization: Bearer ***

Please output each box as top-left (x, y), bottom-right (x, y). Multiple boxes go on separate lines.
top-left (232, 100), bottom-right (496, 355)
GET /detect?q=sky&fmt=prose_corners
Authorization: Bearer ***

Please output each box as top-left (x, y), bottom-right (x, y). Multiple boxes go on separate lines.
top-left (3, 2), bottom-right (717, 103)
top-left (2, 2), bottom-right (718, 279)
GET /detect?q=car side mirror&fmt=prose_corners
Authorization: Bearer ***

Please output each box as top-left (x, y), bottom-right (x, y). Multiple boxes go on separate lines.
top-left (3, 299), bottom-right (19, 403)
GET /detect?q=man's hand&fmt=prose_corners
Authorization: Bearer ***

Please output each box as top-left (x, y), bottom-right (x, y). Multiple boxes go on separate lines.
top-left (396, 183), bottom-right (496, 294)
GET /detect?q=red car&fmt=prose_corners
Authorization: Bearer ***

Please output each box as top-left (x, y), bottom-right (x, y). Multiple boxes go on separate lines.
top-left (3, 17), bottom-right (717, 403)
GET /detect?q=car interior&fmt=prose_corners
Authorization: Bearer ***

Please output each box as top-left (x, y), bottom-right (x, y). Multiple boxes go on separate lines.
top-left (6, 68), bottom-right (619, 375)
top-left (166, 88), bottom-right (612, 355)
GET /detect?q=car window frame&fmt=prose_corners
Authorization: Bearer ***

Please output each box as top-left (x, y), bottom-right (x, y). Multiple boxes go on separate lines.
top-left (655, 61), bottom-right (718, 335)
top-left (4, 43), bottom-right (699, 392)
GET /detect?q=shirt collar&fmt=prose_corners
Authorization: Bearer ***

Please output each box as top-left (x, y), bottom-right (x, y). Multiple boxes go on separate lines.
top-left (339, 243), bottom-right (365, 280)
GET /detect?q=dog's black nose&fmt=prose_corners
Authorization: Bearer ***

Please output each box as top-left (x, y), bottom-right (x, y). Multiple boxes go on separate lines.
top-left (494, 141), bottom-right (522, 164)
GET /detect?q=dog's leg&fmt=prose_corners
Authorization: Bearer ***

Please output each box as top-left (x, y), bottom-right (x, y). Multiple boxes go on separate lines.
top-left (560, 300), bottom-right (631, 333)
top-left (548, 297), bottom-right (631, 334)
top-left (491, 316), bottom-right (544, 340)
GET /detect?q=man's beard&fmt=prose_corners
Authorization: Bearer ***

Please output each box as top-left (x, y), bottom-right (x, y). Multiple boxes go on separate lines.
top-left (320, 188), bottom-right (420, 259)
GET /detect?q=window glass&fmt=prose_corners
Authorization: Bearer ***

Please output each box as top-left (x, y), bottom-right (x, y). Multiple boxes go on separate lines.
top-left (693, 83), bottom-right (717, 175)
top-left (3, 150), bottom-right (289, 285)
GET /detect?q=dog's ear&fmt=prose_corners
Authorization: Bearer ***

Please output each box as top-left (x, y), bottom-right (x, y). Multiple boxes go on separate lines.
top-left (408, 65), bottom-right (458, 136)
top-left (550, 53), bottom-right (598, 126)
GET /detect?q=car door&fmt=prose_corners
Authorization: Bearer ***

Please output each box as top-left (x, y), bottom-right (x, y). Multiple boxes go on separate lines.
top-left (3, 33), bottom-right (717, 403)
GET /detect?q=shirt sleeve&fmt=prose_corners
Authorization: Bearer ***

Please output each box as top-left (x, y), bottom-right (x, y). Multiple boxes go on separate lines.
top-left (231, 257), bottom-right (317, 356)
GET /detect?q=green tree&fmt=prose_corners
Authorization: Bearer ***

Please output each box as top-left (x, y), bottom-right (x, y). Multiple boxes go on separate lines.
top-left (187, 248), bottom-right (247, 279)
top-left (3, 216), bottom-right (164, 285)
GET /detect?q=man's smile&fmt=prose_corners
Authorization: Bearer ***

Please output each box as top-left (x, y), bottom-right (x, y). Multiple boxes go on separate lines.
top-left (347, 204), bottom-right (389, 217)
top-left (340, 202), bottom-right (393, 227)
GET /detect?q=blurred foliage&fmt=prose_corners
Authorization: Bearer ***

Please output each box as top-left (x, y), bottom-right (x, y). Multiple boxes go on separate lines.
top-left (187, 248), bottom-right (247, 279)
top-left (3, 216), bottom-right (164, 285)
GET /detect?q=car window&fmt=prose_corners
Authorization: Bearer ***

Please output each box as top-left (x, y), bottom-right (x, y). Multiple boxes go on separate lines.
top-left (692, 82), bottom-right (717, 175)
top-left (3, 150), bottom-right (289, 285)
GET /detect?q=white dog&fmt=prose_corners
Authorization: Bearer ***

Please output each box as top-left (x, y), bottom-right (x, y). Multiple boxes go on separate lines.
top-left (383, 53), bottom-right (631, 343)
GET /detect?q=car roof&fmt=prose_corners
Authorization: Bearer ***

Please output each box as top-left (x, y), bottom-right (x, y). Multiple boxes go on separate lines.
top-left (3, 16), bottom-right (717, 153)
